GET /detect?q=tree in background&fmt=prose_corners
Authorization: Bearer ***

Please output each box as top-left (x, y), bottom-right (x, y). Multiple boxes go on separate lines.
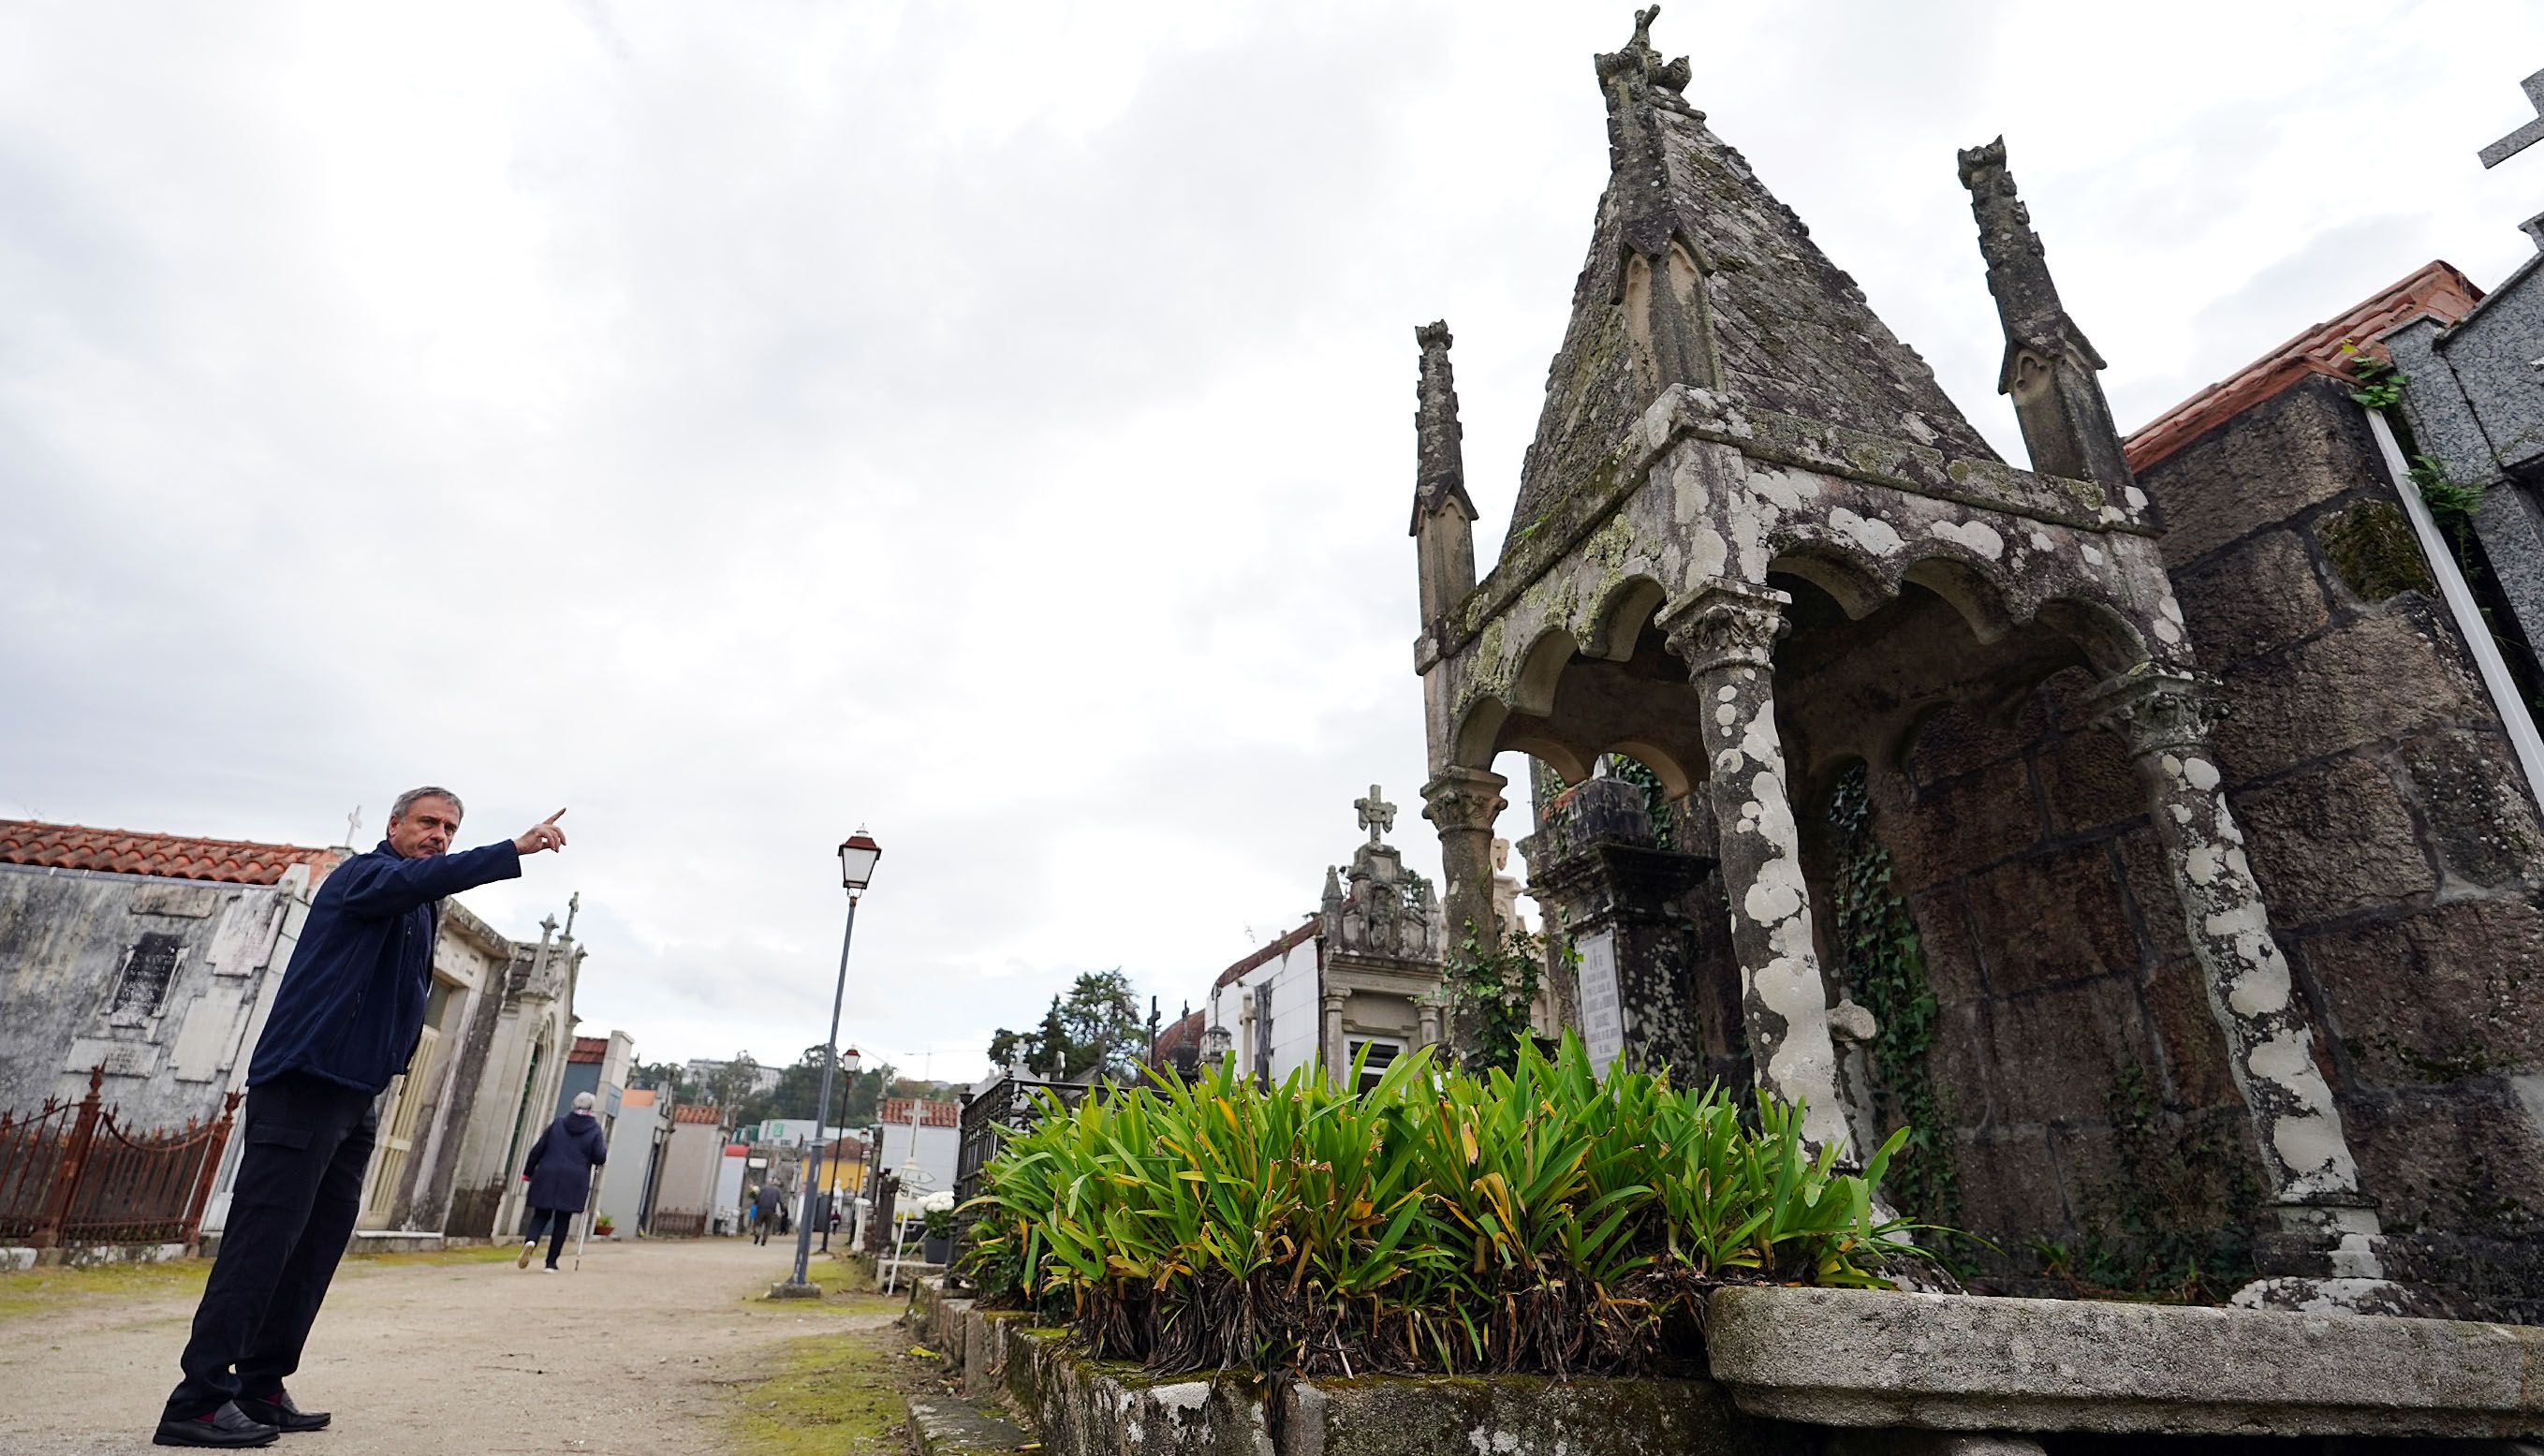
top-left (629, 1060), bottom-right (689, 1098)
top-left (703, 1052), bottom-right (763, 1119)
top-left (987, 969), bottom-right (1149, 1081)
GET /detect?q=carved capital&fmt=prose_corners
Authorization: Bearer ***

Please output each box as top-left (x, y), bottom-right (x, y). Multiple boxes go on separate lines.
top-left (1420, 767), bottom-right (1508, 835)
top-left (2086, 666), bottom-right (2228, 760)
top-left (1656, 579), bottom-right (1789, 680)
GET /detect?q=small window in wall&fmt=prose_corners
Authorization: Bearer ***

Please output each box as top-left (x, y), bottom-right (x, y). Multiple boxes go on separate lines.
top-left (1346, 1038), bottom-right (1403, 1096)
top-left (110, 932), bottom-right (185, 1019)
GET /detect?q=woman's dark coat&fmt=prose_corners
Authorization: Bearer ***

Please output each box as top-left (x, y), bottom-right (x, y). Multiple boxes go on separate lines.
top-left (521, 1110), bottom-right (609, 1213)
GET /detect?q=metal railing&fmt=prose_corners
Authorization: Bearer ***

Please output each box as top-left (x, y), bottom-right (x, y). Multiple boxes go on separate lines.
top-left (953, 1073), bottom-right (1093, 1228)
top-left (651, 1208), bottom-right (708, 1239)
top-left (0, 1067), bottom-right (241, 1250)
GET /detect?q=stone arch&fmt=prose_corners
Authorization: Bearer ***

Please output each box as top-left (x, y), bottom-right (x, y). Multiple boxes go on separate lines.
top-left (1766, 541), bottom-right (1891, 621)
top-left (1581, 574), bottom-right (1669, 662)
top-left (1511, 625), bottom-right (1580, 716)
top-left (1452, 696), bottom-right (1511, 772)
top-left (1601, 740), bottom-right (1696, 799)
top-left (2037, 596), bottom-right (2153, 678)
top-left (1899, 551), bottom-right (2021, 644)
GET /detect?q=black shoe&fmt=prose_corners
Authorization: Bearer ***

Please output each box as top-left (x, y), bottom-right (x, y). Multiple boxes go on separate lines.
top-left (153, 1402), bottom-right (279, 1447)
top-left (234, 1387), bottom-right (330, 1433)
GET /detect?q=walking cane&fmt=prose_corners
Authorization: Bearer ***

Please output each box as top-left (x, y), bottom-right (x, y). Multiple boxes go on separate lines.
top-left (575, 1117), bottom-right (614, 1272)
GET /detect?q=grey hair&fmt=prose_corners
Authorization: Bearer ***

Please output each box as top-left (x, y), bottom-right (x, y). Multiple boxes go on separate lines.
top-left (390, 786), bottom-right (464, 822)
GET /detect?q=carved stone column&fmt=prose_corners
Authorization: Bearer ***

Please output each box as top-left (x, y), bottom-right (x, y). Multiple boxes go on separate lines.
top-left (1322, 988), bottom-right (1349, 1087)
top-left (1657, 580), bottom-right (1851, 1155)
top-left (1423, 766), bottom-right (1509, 1063)
top-left (2087, 669), bottom-right (2420, 1312)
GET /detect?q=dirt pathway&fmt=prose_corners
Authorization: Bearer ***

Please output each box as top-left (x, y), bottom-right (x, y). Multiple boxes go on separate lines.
top-left (0, 1239), bottom-right (899, 1455)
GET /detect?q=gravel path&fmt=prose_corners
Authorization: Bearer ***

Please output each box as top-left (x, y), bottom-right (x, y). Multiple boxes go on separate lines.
top-left (0, 1238), bottom-right (896, 1455)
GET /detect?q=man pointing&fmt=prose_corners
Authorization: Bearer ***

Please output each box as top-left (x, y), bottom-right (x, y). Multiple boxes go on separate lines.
top-left (155, 788), bottom-right (568, 1449)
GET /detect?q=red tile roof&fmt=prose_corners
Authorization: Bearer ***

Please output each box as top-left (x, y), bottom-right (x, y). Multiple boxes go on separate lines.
top-left (620, 1087), bottom-right (658, 1109)
top-left (879, 1098), bottom-right (962, 1129)
top-left (1212, 918), bottom-right (1320, 990)
top-left (2125, 260), bottom-right (2481, 473)
top-left (0, 819), bottom-right (342, 887)
top-left (567, 1036), bottom-right (609, 1065)
top-left (669, 1103), bottom-right (724, 1125)
top-left (1154, 1008), bottom-right (1204, 1059)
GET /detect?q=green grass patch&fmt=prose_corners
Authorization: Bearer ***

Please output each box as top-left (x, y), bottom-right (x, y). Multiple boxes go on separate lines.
top-left (0, 1257), bottom-right (213, 1322)
top-left (728, 1323), bottom-right (929, 1456)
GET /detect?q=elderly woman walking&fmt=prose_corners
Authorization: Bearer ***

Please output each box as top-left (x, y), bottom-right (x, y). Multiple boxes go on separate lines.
top-left (517, 1092), bottom-right (610, 1272)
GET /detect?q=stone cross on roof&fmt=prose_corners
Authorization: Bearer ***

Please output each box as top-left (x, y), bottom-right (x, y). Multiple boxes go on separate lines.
top-left (1355, 785), bottom-right (1396, 846)
top-left (2479, 67), bottom-right (2544, 169)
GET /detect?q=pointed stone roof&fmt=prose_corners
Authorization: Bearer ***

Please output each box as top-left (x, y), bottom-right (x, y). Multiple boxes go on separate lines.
top-left (1505, 8), bottom-right (1996, 550)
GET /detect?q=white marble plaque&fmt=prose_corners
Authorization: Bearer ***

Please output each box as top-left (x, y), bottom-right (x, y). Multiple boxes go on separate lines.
top-left (1575, 930), bottom-right (1624, 1078)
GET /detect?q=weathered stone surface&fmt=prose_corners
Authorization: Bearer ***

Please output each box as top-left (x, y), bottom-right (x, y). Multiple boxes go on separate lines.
top-left (1704, 1284), bottom-right (2544, 1436)
top-left (2401, 728), bottom-right (2544, 888)
top-left (2232, 755), bottom-right (2438, 926)
top-left (1949, 1125), bottom-right (2068, 1244)
top-left (1904, 888), bottom-right (1985, 1006)
top-left (2032, 728), bottom-right (2143, 837)
top-left (2175, 528), bottom-right (2333, 665)
top-left (906, 1391), bottom-right (1035, 1456)
top-left (1905, 699), bottom-right (2039, 787)
top-left (2140, 375), bottom-right (2377, 566)
top-left (1919, 1000), bottom-right (1994, 1131)
top-left (1283, 1371), bottom-right (1813, 1456)
top-left (2212, 610), bottom-right (2486, 777)
top-left (1982, 976), bottom-right (2154, 1125)
top-left (2318, 499), bottom-right (2434, 605)
top-left (2112, 829), bottom-right (2191, 962)
top-left (1961, 846), bottom-right (2139, 995)
top-left (2143, 953), bottom-right (2241, 1110)
top-left (2343, 1084), bottom-right (2544, 1238)
top-left (1877, 751), bottom-right (2043, 898)
top-left (2306, 898), bottom-right (2544, 1090)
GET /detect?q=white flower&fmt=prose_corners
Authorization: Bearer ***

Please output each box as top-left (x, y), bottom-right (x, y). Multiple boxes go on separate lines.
top-left (919, 1189), bottom-right (958, 1213)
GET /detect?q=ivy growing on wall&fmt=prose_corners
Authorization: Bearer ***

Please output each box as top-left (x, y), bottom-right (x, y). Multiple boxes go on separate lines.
top-left (1446, 922), bottom-right (1552, 1078)
top-left (1824, 763), bottom-right (1959, 1230)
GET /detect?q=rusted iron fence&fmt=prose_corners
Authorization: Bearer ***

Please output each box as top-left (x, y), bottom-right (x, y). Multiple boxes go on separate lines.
top-left (652, 1208), bottom-right (708, 1238)
top-left (0, 1067), bottom-right (241, 1251)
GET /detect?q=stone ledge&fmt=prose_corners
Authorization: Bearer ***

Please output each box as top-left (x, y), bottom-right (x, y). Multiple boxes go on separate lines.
top-left (1704, 1285), bottom-right (2544, 1438)
top-left (905, 1392), bottom-right (1035, 1456)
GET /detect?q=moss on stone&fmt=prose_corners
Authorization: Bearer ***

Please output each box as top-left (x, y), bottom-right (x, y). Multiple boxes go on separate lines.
top-left (2322, 499), bottom-right (2433, 602)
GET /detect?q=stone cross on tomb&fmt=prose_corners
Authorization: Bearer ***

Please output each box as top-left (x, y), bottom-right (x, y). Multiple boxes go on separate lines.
top-left (342, 806), bottom-right (362, 847)
top-left (2480, 67), bottom-right (2544, 169)
top-left (563, 890), bottom-right (581, 939)
top-left (1355, 785), bottom-right (1396, 846)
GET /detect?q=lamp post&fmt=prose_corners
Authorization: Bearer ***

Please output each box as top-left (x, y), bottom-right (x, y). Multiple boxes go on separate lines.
top-left (778, 827), bottom-right (879, 1297)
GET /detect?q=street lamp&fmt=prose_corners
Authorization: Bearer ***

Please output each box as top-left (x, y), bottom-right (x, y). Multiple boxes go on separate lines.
top-left (782, 827), bottom-right (881, 1296)
top-left (818, 1045), bottom-right (862, 1252)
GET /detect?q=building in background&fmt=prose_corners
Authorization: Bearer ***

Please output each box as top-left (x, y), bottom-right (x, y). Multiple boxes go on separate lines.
top-left (870, 1097), bottom-right (960, 1200)
top-left (1199, 787), bottom-right (1449, 1092)
top-left (651, 1102), bottom-right (728, 1238)
top-left (593, 1084), bottom-right (669, 1238)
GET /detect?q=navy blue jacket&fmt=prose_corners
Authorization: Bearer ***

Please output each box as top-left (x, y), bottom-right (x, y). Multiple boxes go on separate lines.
top-left (522, 1110), bottom-right (609, 1212)
top-left (246, 838), bottom-right (522, 1095)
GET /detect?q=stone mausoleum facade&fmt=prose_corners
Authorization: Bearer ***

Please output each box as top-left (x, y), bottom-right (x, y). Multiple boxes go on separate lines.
top-left (1406, 12), bottom-right (2544, 1321)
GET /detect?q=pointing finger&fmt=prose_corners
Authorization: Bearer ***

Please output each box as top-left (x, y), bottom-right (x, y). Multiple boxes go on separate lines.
top-left (545, 807), bottom-right (569, 825)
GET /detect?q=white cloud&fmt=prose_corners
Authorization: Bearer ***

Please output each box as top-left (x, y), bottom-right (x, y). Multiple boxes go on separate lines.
top-left (4, 0), bottom-right (2539, 1080)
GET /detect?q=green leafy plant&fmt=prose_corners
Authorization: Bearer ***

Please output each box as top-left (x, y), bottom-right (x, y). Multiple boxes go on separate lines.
top-left (2342, 343), bottom-right (2406, 411)
top-left (961, 1035), bottom-right (1921, 1378)
top-left (1446, 923), bottom-right (1551, 1078)
top-left (1823, 764), bottom-right (1958, 1231)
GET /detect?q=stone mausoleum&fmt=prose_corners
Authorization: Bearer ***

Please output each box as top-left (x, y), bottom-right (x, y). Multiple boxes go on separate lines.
top-left (1408, 10), bottom-right (2544, 1324)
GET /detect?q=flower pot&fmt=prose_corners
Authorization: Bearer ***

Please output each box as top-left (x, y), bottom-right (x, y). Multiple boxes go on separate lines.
top-left (921, 1234), bottom-right (951, 1264)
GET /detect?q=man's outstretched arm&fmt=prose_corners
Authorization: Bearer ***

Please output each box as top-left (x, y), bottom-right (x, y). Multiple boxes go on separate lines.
top-left (331, 809), bottom-right (570, 918)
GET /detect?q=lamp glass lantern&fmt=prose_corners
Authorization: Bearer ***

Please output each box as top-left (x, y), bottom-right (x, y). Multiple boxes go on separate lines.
top-left (841, 1046), bottom-right (863, 1076)
top-left (838, 828), bottom-right (882, 893)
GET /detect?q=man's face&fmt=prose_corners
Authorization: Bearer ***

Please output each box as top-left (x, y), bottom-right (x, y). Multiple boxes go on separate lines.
top-left (387, 797), bottom-right (462, 859)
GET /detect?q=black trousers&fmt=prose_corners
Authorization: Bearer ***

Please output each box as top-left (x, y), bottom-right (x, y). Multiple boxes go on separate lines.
top-left (166, 1074), bottom-right (377, 1419)
top-left (522, 1207), bottom-right (573, 1266)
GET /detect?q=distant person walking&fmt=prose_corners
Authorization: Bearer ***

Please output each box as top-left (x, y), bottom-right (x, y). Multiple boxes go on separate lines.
top-left (750, 1181), bottom-right (780, 1245)
top-left (517, 1092), bottom-right (610, 1272)
top-left (156, 788), bottom-right (567, 1449)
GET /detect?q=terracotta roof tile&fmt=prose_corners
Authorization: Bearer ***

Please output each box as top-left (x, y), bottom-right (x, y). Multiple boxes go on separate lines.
top-left (567, 1036), bottom-right (608, 1065)
top-left (619, 1087), bottom-right (658, 1109)
top-left (670, 1103), bottom-right (724, 1125)
top-left (1154, 1008), bottom-right (1205, 1058)
top-left (0, 818), bottom-right (342, 887)
top-left (1212, 918), bottom-right (1320, 991)
top-left (2125, 260), bottom-right (2481, 472)
top-left (879, 1098), bottom-right (962, 1128)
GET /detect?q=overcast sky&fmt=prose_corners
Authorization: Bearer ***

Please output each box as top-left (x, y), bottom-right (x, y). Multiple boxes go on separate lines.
top-left (6, 2), bottom-right (2539, 1085)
